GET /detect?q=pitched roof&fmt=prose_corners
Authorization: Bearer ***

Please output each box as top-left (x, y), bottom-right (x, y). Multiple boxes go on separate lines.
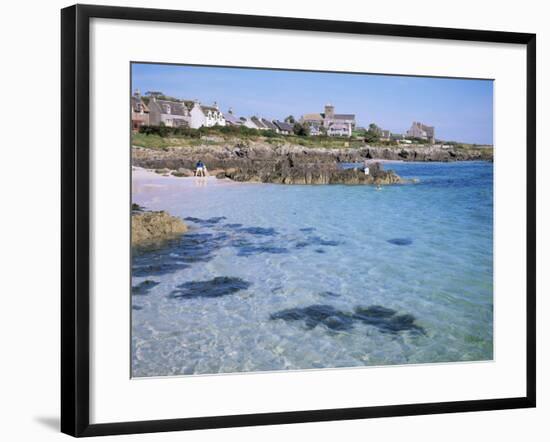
top-left (251, 116), bottom-right (267, 129)
top-left (273, 120), bottom-right (293, 132)
top-left (130, 96), bottom-right (149, 113)
top-left (223, 112), bottom-right (242, 125)
top-left (201, 105), bottom-right (220, 113)
top-left (152, 99), bottom-right (188, 116)
top-left (302, 113), bottom-right (323, 121)
top-left (333, 114), bottom-right (355, 120)
top-left (261, 118), bottom-right (278, 131)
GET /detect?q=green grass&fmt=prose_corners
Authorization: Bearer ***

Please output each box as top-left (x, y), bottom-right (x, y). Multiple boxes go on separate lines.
top-left (132, 133), bottom-right (222, 149)
top-left (132, 133), bottom-right (173, 149)
top-left (132, 131), bottom-right (369, 150)
top-left (132, 131), bottom-right (492, 152)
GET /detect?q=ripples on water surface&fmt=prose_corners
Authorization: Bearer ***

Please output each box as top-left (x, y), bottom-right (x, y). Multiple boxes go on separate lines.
top-left (131, 161), bottom-right (493, 377)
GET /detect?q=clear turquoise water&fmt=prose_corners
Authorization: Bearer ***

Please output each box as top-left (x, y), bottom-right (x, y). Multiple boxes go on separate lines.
top-left (131, 161), bottom-right (493, 377)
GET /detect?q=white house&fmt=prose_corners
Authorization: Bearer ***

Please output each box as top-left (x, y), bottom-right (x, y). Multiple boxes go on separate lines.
top-left (189, 101), bottom-right (226, 128)
top-left (308, 125), bottom-right (323, 136)
top-left (241, 117), bottom-right (261, 129)
top-left (380, 129), bottom-right (391, 141)
top-left (327, 122), bottom-right (352, 137)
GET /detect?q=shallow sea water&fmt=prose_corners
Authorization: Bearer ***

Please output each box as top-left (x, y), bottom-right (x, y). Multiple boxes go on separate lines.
top-left (131, 161), bottom-right (493, 377)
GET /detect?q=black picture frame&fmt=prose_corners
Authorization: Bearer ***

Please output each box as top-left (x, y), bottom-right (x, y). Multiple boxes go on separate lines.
top-left (61, 4), bottom-right (536, 437)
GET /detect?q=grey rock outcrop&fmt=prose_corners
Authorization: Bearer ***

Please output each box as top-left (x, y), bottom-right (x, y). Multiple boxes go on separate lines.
top-left (132, 140), bottom-right (492, 173)
top-left (218, 158), bottom-right (403, 185)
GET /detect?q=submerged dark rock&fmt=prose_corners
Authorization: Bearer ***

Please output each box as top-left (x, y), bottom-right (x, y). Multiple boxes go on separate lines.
top-left (237, 226), bottom-right (278, 236)
top-left (132, 280), bottom-right (160, 295)
top-left (310, 237), bottom-right (340, 247)
top-left (184, 216), bottom-right (227, 225)
top-left (270, 304), bottom-right (425, 335)
top-left (132, 261), bottom-right (190, 277)
top-left (224, 223), bottom-right (243, 229)
top-left (169, 276), bottom-right (251, 299)
top-left (236, 244), bottom-right (288, 257)
top-left (387, 238), bottom-right (413, 246)
top-left (132, 232), bottom-right (226, 276)
top-left (270, 305), bottom-right (354, 331)
top-left (353, 306), bottom-right (426, 335)
top-left (295, 236), bottom-right (341, 249)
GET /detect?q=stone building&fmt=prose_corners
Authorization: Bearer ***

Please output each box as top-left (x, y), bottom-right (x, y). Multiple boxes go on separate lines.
top-left (130, 90), bottom-right (150, 131)
top-left (301, 104), bottom-right (356, 137)
top-left (147, 98), bottom-right (226, 129)
top-left (406, 121), bottom-right (435, 143)
top-left (147, 98), bottom-right (191, 128)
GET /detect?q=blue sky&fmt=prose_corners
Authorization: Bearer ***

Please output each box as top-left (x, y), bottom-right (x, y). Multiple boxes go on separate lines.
top-left (132, 63), bottom-right (493, 144)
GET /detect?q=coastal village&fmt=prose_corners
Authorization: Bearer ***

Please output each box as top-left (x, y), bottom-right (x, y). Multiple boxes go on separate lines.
top-left (131, 90), bottom-right (439, 145)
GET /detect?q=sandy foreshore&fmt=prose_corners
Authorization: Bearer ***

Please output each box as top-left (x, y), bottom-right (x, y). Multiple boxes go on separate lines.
top-left (132, 167), bottom-right (249, 194)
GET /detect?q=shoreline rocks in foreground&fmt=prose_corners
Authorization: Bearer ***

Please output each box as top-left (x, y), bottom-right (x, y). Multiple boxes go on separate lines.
top-left (217, 159), bottom-right (404, 185)
top-left (132, 210), bottom-right (188, 247)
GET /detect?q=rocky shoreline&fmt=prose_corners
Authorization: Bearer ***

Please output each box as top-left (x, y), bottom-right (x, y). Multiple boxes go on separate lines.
top-left (133, 141), bottom-right (492, 169)
top-left (216, 158), bottom-right (404, 185)
top-left (132, 141), bottom-right (491, 186)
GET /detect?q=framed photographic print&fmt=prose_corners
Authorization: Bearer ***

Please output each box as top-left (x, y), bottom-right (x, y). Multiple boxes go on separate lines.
top-left (61, 4), bottom-right (536, 437)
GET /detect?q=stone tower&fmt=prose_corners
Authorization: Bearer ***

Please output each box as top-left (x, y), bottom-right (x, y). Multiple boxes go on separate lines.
top-left (324, 103), bottom-right (334, 119)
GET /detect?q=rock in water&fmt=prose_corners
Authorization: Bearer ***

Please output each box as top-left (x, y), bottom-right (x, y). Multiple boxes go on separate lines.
top-left (169, 276), bottom-right (251, 299)
top-left (132, 211), bottom-right (188, 247)
top-left (219, 158), bottom-right (404, 185)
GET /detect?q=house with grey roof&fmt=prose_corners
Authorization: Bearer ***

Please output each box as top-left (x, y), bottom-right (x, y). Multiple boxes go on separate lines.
top-left (148, 98), bottom-right (191, 128)
top-left (300, 104), bottom-right (355, 137)
top-left (240, 117), bottom-right (261, 130)
top-left (250, 116), bottom-right (268, 130)
top-left (223, 108), bottom-right (244, 126)
top-left (273, 120), bottom-right (293, 135)
top-left (131, 90), bottom-right (150, 131)
top-left (260, 118), bottom-right (278, 132)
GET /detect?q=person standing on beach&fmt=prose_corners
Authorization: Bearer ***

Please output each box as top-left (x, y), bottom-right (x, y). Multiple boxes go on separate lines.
top-left (195, 160), bottom-right (205, 177)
